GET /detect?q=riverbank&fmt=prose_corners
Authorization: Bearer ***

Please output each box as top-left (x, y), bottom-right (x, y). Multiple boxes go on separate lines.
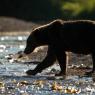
top-left (0, 17), bottom-right (41, 36)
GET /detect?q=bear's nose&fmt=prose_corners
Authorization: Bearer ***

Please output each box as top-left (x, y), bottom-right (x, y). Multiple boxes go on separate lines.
top-left (24, 48), bottom-right (32, 54)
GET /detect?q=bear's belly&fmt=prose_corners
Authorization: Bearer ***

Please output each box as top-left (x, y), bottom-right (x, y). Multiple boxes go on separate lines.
top-left (65, 47), bottom-right (93, 54)
top-left (61, 39), bottom-right (94, 54)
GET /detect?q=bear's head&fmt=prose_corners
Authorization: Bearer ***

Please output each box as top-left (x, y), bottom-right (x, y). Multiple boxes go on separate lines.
top-left (24, 19), bottom-right (63, 54)
top-left (24, 26), bottom-right (49, 54)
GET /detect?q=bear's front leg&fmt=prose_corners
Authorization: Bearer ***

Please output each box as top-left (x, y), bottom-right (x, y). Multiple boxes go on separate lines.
top-left (85, 52), bottom-right (95, 75)
top-left (26, 46), bottom-right (56, 75)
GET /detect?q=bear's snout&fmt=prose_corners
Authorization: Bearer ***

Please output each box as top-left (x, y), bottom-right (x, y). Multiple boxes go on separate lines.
top-left (24, 47), bottom-right (32, 54)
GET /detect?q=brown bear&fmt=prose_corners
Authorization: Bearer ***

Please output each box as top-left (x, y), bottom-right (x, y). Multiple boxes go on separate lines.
top-left (23, 19), bottom-right (95, 76)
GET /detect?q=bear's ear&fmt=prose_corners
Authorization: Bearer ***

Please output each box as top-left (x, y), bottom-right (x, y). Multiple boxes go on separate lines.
top-left (32, 25), bottom-right (40, 31)
top-left (32, 26), bottom-right (37, 31)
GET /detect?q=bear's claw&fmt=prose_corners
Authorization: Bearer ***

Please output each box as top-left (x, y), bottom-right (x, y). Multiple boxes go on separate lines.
top-left (55, 71), bottom-right (66, 76)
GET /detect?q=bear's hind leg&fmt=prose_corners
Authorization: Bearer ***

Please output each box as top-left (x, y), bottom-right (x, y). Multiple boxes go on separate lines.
top-left (85, 52), bottom-right (95, 75)
top-left (91, 52), bottom-right (95, 73)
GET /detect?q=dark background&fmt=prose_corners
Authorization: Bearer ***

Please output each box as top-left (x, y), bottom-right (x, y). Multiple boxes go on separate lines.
top-left (0, 0), bottom-right (95, 22)
top-left (0, 0), bottom-right (95, 32)
top-left (0, 0), bottom-right (62, 22)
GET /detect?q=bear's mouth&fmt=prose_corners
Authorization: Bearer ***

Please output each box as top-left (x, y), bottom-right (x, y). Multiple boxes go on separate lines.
top-left (24, 47), bottom-right (34, 54)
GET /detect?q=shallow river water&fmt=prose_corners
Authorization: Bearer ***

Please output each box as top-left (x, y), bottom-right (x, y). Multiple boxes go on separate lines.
top-left (0, 36), bottom-right (95, 95)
